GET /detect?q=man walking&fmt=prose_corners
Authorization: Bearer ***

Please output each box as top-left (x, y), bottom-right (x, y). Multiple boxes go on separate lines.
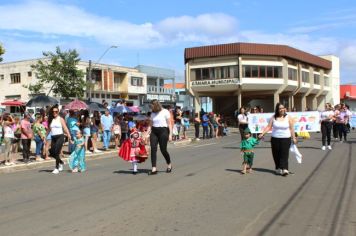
top-left (101, 109), bottom-right (113, 150)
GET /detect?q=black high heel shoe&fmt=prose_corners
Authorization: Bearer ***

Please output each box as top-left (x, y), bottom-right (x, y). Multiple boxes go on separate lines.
top-left (148, 170), bottom-right (158, 175)
top-left (166, 167), bottom-right (172, 173)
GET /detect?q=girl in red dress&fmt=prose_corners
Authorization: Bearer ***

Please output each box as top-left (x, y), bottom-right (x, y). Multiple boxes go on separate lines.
top-left (118, 129), bottom-right (148, 174)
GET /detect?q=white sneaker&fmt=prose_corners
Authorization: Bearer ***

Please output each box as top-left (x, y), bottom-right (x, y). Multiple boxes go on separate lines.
top-left (86, 151), bottom-right (92, 155)
top-left (282, 169), bottom-right (289, 176)
top-left (196, 138), bottom-right (200, 141)
top-left (52, 169), bottom-right (59, 174)
top-left (94, 149), bottom-right (102, 153)
top-left (275, 169), bottom-right (282, 175)
top-left (72, 168), bottom-right (78, 173)
top-left (327, 145), bottom-right (332, 150)
top-left (5, 162), bottom-right (11, 166)
top-left (58, 164), bottom-right (63, 172)
top-left (321, 146), bottom-right (326, 150)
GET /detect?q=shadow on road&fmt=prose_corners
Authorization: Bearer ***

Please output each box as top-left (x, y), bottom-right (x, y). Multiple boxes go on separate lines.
top-left (38, 169), bottom-right (53, 173)
top-left (113, 169), bottom-right (151, 175)
top-left (251, 167), bottom-right (276, 175)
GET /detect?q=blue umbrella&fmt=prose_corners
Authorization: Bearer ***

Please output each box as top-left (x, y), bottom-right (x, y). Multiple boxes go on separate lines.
top-left (110, 106), bottom-right (133, 114)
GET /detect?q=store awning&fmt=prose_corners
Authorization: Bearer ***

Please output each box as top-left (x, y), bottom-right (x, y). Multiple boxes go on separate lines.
top-left (1, 100), bottom-right (26, 106)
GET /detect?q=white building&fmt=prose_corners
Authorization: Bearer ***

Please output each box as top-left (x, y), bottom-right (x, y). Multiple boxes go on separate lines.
top-left (0, 59), bottom-right (147, 106)
top-left (185, 42), bottom-right (340, 115)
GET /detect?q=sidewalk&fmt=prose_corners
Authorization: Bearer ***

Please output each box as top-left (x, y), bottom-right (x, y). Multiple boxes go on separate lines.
top-left (0, 126), bottom-right (239, 174)
top-left (0, 138), bottom-right (192, 174)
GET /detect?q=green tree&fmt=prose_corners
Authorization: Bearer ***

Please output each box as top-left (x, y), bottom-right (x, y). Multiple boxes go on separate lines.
top-left (28, 46), bottom-right (86, 98)
top-left (0, 43), bottom-right (5, 62)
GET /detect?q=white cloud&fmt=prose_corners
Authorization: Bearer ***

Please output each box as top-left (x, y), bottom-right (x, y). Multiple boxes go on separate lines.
top-left (156, 13), bottom-right (238, 37)
top-left (0, 0), bottom-right (163, 48)
top-left (0, 1), bottom-right (238, 48)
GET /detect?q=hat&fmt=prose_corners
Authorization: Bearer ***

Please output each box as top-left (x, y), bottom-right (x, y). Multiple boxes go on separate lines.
top-left (243, 127), bottom-right (251, 134)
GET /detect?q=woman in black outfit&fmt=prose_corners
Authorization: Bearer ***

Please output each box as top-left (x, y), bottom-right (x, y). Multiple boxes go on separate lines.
top-left (48, 104), bottom-right (71, 174)
top-left (148, 100), bottom-right (172, 175)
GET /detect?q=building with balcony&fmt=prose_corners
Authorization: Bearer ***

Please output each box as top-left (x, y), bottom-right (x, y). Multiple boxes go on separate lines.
top-left (185, 42), bottom-right (340, 115)
top-left (0, 59), bottom-right (147, 106)
top-left (136, 65), bottom-right (175, 107)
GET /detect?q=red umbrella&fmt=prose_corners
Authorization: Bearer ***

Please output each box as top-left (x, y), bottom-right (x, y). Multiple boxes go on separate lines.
top-left (1, 100), bottom-right (26, 106)
top-left (64, 99), bottom-right (88, 110)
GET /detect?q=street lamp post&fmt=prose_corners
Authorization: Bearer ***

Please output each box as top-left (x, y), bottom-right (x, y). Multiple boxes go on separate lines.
top-left (88, 45), bottom-right (118, 102)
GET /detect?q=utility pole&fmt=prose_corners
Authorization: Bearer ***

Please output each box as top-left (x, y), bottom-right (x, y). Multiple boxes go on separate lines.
top-left (88, 45), bottom-right (118, 103)
top-left (88, 59), bottom-right (92, 101)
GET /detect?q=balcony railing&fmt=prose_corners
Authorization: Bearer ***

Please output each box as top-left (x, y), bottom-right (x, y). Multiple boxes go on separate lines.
top-left (147, 86), bottom-right (174, 94)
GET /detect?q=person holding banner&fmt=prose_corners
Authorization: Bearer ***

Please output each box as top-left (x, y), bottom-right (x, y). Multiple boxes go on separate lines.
top-left (259, 103), bottom-right (297, 176)
top-left (320, 103), bottom-right (334, 150)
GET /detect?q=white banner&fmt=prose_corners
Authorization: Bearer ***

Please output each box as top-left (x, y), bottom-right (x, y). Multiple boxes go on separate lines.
top-left (248, 111), bottom-right (321, 133)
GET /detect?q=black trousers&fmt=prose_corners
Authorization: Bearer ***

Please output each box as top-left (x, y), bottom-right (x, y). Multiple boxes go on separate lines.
top-left (50, 134), bottom-right (64, 169)
top-left (321, 121), bottom-right (332, 146)
top-left (150, 127), bottom-right (171, 168)
top-left (22, 139), bottom-right (31, 161)
top-left (337, 123), bottom-right (347, 141)
top-left (194, 123), bottom-right (200, 138)
top-left (271, 137), bottom-right (291, 170)
top-left (332, 122), bottom-right (338, 139)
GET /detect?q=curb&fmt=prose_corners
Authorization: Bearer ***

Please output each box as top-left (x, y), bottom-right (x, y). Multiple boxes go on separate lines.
top-left (0, 150), bottom-right (118, 174)
top-left (172, 138), bottom-right (192, 146)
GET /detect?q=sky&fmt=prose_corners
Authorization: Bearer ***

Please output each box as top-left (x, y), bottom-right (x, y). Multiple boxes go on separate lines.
top-left (0, 0), bottom-right (356, 84)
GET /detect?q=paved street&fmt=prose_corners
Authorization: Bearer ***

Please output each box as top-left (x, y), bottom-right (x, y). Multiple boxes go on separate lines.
top-left (0, 131), bottom-right (355, 236)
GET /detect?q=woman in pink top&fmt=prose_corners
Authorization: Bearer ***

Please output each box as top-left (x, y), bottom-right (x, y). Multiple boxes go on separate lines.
top-left (335, 103), bottom-right (349, 142)
top-left (21, 112), bottom-right (33, 164)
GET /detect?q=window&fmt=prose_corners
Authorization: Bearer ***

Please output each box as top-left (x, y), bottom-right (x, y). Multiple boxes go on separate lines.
top-left (129, 95), bottom-right (138, 100)
top-left (288, 68), bottom-right (297, 81)
top-left (195, 69), bottom-right (202, 80)
top-left (0, 74), bottom-right (4, 80)
top-left (101, 94), bottom-right (106, 98)
top-left (230, 65), bottom-right (239, 78)
top-left (202, 68), bottom-right (209, 80)
top-left (106, 94), bottom-right (111, 99)
top-left (302, 71), bottom-right (309, 83)
top-left (259, 66), bottom-right (266, 78)
top-left (10, 73), bottom-right (21, 84)
top-left (193, 65), bottom-right (239, 80)
top-left (28, 71), bottom-right (32, 77)
top-left (324, 76), bottom-right (329, 86)
top-left (243, 65), bottom-right (251, 77)
top-left (209, 68), bottom-right (215, 79)
top-left (273, 67), bottom-right (282, 78)
top-left (314, 74), bottom-right (320, 85)
top-left (131, 77), bottom-right (143, 86)
top-left (267, 67), bottom-right (273, 77)
top-left (251, 66), bottom-right (258, 77)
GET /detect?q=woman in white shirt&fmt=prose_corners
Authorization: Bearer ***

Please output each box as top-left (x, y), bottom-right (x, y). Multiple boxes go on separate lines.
top-left (148, 100), bottom-right (173, 175)
top-left (2, 114), bottom-right (15, 165)
top-left (259, 103), bottom-right (297, 176)
top-left (48, 104), bottom-right (71, 174)
top-left (238, 107), bottom-right (248, 140)
top-left (320, 103), bottom-right (334, 150)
